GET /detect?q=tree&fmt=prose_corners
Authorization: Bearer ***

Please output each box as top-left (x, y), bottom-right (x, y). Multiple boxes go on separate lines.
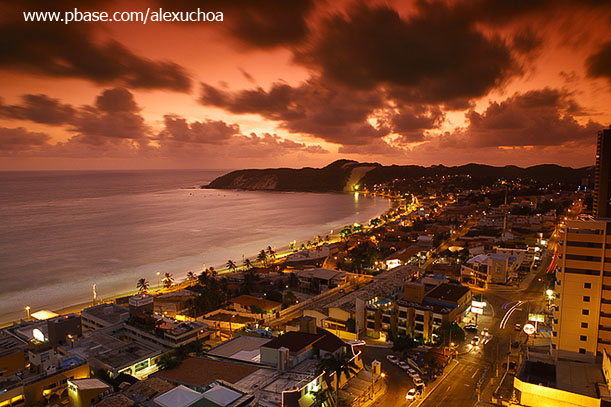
top-left (316, 352), bottom-right (359, 407)
top-left (157, 353), bottom-right (180, 370)
top-left (283, 291), bottom-right (298, 307)
top-left (267, 246), bottom-right (276, 259)
top-left (313, 386), bottom-right (334, 407)
top-left (162, 273), bottom-right (174, 288)
top-left (244, 258), bottom-right (253, 270)
top-left (136, 278), bottom-right (150, 294)
top-left (186, 271), bottom-right (196, 282)
top-left (435, 321), bottom-right (465, 345)
top-left (226, 260), bottom-right (237, 272)
top-left (392, 334), bottom-right (417, 353)
top-left (257, 250), bottom-right (268, 266)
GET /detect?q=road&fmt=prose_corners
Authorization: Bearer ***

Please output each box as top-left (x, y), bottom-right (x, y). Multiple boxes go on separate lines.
top-left (360, 239), bottom-right (557, 407)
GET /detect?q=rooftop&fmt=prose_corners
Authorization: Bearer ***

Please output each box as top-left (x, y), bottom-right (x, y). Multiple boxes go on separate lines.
top-left (153, 357), bottom-right (260, 388)
top-left (384, 246), bottom-right (424, 262)
top-left (82, 303), bottom-right (130, 326)
top-left (69, 378), bottom-right (111, 391)
top-left (425, 283), bottom-right (470, 303)
top-left (229, 295), bottom-right (281, 311)
top-left (262, 331), bottom-right (323, 353)
top-left (294, 268), bottom-right (344, 281)
top-left (206, 335), bottom-right (271, 362)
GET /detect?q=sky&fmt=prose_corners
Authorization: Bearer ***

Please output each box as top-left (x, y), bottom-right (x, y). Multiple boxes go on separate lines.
top-left (1, 0), bottom-right (610, 170)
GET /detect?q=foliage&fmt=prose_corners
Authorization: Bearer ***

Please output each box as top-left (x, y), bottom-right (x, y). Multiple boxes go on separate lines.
top-left (345, 318), bottom-right (356, 333)
top-left (392, 334), bottom-right (417, 352)
top-left (162, 273), bottom-right (174, 288)
top-left (136, 278), bottom-right (150, 294)
top-left (283, 290), bottom-right (298, 307)
top-left (435, 321), bottom-right (465, 345)
top-left (316, 352), bottom-right (359, 407)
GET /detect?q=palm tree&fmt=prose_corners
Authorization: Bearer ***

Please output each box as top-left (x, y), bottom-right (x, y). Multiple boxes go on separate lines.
top-left (136, 278), bottom-right (150, 294)
top-left (257, 250), bottom-right (267, 266)
top-left (266, 246), bottom-right (276, 259)
top-left (162, 272), bottom-right (174, 288)
top-left (186, 271), bottom-right (196, 282)
top-left (244, 258), bottom-right (253, 270)
top-left (226, 260), bottom-right (237, 273)
top-left (209, 266), bottom-right (217, 277)
top-left (316, 352), bottom-right (359, 407)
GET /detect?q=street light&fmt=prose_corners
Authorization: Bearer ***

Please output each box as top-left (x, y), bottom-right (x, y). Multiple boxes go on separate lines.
top-left (156, 271), bottom-right (160, 288)
top-left (25, 306), bottom-right (30, 320)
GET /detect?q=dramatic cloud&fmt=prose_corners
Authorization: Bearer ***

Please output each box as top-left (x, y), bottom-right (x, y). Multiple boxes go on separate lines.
top-left (0, 94), bottom-right (75, 125)
top-left (0, 21), bottom-right (191, 91)
top-left (586, 41), bottom-right (611, 82)
top-left (163, 0), bottom-right (314, 48)
top-left (158, 115), bottom-right (240, 144)
top-left (0, 127), bottom-right (50, 151)
top-left (295, 2), bottom-right (518, 107)
top-left (389, 105), bottom-right (445, 143)
top-left (442, 88), bottom-right (603, 148)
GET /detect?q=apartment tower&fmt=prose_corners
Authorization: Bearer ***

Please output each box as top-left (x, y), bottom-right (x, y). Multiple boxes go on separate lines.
top-left (593, 126), bottom-right (611, 217)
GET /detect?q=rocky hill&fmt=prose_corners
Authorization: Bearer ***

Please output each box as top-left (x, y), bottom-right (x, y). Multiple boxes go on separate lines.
top-left (204, 160), bottom-right (591, 192)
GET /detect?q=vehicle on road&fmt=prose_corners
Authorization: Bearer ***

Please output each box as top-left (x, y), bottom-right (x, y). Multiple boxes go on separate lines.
top-left (414, 377), bottom-right (424, 387)
top-left (515, 323), bottom-right (522, 331)
top-left (387, 354), bottom-right (399, 364)
top-left (407, 368), bottom-right (419, 378)
top-left (398, 361), bottom-right (410, 371)
top-left (481, 328), bottom-right (489, 336)
top-left (481, 335), bottom-right (491, 345)
top-left (464, 324), bottom-right (478, 332)
top-left (405, 388), bottom-right (420, 401)
top-left (471, 336), bottom-right (480, 346)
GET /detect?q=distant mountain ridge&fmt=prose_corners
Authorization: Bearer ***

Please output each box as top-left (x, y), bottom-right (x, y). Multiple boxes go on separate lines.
top-left (204, 160), bottom-right (592, 192)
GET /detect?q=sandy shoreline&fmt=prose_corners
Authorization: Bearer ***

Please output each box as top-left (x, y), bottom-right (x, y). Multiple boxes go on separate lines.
top-left (1, 192), bottom-right (395, 328)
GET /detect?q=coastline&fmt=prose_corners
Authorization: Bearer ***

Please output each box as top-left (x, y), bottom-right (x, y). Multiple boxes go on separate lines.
top-left (1, 191), bottom-right (395, 327)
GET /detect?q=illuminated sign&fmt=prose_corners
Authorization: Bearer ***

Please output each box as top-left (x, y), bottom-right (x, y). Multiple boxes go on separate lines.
top-left (528, 313), bottom-right (545, 323)
top-left (472, 301), bottom-right (486, 308)
top-left (471, 306), bottom-right (483, 315)
top-left (32, 328), bottom-right (45, 342)
top-left (523, 324), bottom-right (536, 335)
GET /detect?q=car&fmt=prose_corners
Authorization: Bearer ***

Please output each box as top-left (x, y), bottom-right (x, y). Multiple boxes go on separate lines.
top-left (414, 377), bottom-right (424, 386)
top-left (471, 336), bottom-right (480, 346)
top-left (347, 340), bottom-right (366, 347)
top-left (398, 361), bottom-right (410, 370)
top-left (407, 368), bottom-right (419, 378)
top-left (481, 328), bottom-right (489, 337)
top-left (515, 323), bottom-right (522, 331)
top-left (481, 335), bottom-right (491, 345)
top-left (405, 388), bottom-right (420, 401)
top-left (386, 354), bottom-right (399, 364)
top-left (464, 324), bottom-right (478, 332)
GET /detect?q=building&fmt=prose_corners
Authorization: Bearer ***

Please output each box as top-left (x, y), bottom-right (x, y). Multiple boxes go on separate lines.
top-left (513, 359), bottom-right (610, 407)
top-left (228, 295), bottom-right (282, 315)
top-left (81, 303), bottom-right (130, 331)
top-left (67, 378), bottom-right (112, 407)
top-left (594, 126), bottom-right (611, 218)
top-left (553, 219), bottom-right (611, 362)
top-left (294, 268), bottom-right (347, 293)
top-left (47, 314), bottom-right (82, 348)
top-left (461, 252), bottom-right (523, 287)
top-left (384, 246), bottom-right (425, 269)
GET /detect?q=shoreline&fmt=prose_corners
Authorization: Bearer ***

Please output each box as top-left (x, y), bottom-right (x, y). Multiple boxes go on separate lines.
top-left (1, 191), bottom-right (396, 327)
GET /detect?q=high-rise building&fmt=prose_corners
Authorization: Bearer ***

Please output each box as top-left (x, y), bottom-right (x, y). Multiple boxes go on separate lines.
top-left (553, 219), bottom-right (611, 362)
top-left (593, 126), bottom-right (611, 217)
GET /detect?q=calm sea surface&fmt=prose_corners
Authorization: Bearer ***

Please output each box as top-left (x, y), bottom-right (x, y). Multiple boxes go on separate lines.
top-left (0, 170), bottom-right (389, 323)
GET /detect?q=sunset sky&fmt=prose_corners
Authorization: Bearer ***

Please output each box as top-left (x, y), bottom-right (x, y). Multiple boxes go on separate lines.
top-left (1, 0), bottom-right (611, 170)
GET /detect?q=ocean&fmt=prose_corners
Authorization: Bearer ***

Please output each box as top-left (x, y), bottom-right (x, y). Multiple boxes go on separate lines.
top-left (0, 170), bottom-right (390, 324)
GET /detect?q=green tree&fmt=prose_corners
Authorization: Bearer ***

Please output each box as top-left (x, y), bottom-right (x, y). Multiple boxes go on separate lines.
top-left (316, 352), bottom-right (359, 407)
top-left (136, 278), bottom-right (150, 294)
top-left (226, 260), bottom-right (237, 272)
top-left (267, 245), bottom-right (276, 259)
top-left (162, 273), bottom-right (174, 288)
top-left (244, 258), bottom-right (253, 270)
top-left (283, 291), bottom-right (298, 307)
top-left (435, 321), bottom-right (465, 345)
top-left (186, 271), bottom-right (196, 282)
top-left (157, 352), bottom-right (180, 370)
top-left (392, 334), bottom-right (417, 352)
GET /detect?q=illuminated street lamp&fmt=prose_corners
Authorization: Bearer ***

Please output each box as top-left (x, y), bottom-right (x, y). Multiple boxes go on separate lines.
top-left (546, 289), bottom-right (554, 310)
top-left (25, 305), bottom-right (30, 320)
top-left (156, 271), bottom-right (160, 288)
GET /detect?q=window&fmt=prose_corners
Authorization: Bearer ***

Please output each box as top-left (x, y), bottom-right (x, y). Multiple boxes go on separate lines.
top-left (579, 348), bottom-right (586, 354)
top-left (552, 344), bottom-right (556, 349)
top-left (565, 254), bottom-right (601, 262)
top-left (580, 335), bottom-right (587, 341)
top-left (554, 319), bottom-right (558, 324)
top-left (581, 322), bottom-right (588, 328)
top-left (553, 331), bottom-right (557, 337)
top-left (585, 282), bottom-right (591, 289)
top-left (582, 309), bottom-right (590, 315)
top-left (584, 296), bottom-right (590, 302)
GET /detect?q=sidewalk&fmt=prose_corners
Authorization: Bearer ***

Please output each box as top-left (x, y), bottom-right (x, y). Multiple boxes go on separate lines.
top-left (411, 359), bottom-right (460, 407)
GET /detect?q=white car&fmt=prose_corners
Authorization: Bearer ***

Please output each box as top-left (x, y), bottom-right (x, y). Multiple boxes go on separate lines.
top-left (414, 377), bottom-right (424, 386)
top-left (386, 354), bottom-right (399, 364)
top-left (481, 328), bottom-right (489, 337)
top-left (407, 368), bottom-right (419, 378)
top-left (405, 388), bottom-right (420, 401)
top-left (472, 336), bottom-right (480, 346)
top-left (398, 361), bottom-right (410, 370)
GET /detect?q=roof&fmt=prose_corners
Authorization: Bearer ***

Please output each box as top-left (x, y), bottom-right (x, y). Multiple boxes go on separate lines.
top-left (207, 335), bottom-right (271, 362)
top-left (154, 385), bottom-right (204, 407)
top-left (81, 303), bottom-right (130, 325)
top-left (31, 310), bottom-right (59, 320)
top-left (94, 393), bottom-right (134, 407)
top-left (153, 357), bottom-right (260, 388)
top-left (202, 385), bottom-right (242, 406)
top-left (70, 378), bottom-right (111, 391)
top-left (425, 283), bottom-right (470, 303)
top-left (384, 246), bottom-right (423, 262)
top-left (314, 328), bottom-right (346, 353)
top-left (295, 268), bottom-right (342, 281)
top-left (261, 331), bottom-right (323, 353)
top-left (229, 295), bottom-right (281, 311)
top-left (124, 377), bottom-right (176, 400)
